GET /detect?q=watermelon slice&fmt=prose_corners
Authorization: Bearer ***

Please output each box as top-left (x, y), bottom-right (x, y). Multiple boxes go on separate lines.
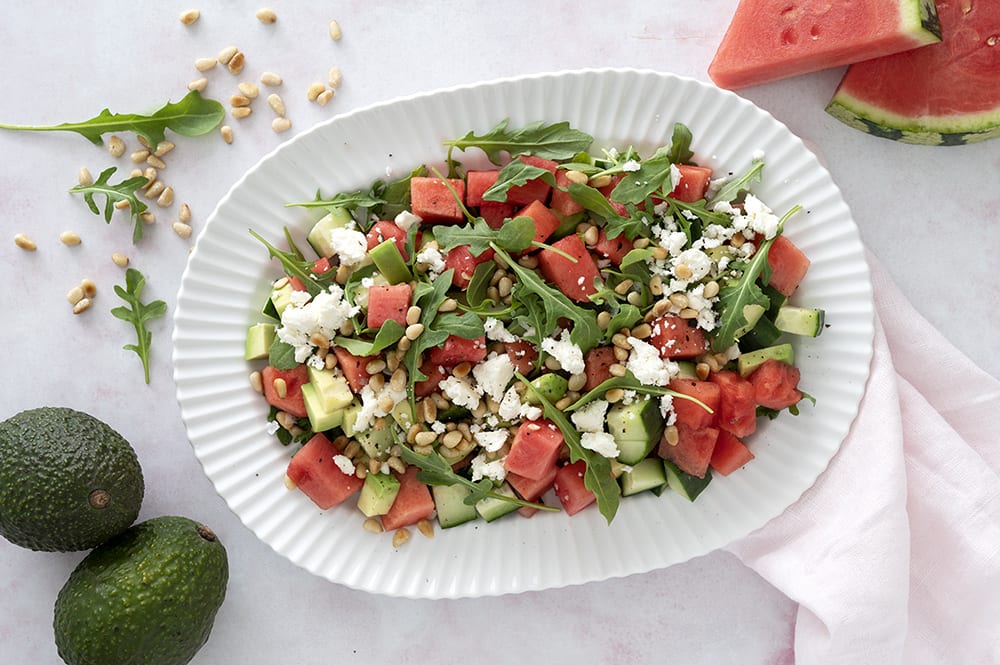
top-left (827, 1), bottom-right (1000, 145)
top-left (709, 0), bottom-right (942, 90)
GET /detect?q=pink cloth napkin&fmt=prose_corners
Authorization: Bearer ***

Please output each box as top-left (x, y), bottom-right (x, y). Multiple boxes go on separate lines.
top-left (726, 252), bottom-right (1000, 665)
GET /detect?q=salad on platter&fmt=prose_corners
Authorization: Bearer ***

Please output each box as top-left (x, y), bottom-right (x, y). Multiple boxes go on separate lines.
top-left (244, 119), bottom-right (823, 538)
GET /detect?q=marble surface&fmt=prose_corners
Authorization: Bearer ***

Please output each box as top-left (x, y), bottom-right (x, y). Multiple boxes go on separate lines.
top-left (0, 2), bottom-right (995, 663)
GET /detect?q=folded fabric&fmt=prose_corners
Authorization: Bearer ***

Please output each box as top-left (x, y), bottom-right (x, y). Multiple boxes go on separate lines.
top-left (726, 252), bottom-right (1000, 665)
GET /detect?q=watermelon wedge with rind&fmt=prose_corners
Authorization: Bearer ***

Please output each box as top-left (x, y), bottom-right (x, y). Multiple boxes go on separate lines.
top-left (709, 0), bottom-right (942, 90)
top-left (827, 0), bottom-right (1000, 145)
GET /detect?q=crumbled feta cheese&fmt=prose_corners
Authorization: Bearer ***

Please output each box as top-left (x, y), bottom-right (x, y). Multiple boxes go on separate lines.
top-left (580, 431), bottom-right (619, 458)
top-left (483, 316), bottom-right (517, 343)
top-left (621, 389), bottom-right (637, 405)
top-left (440, 376), bottom-right (481, 410)
top-left (472, 353), bottom-right (515, 403)
top-left (742, 194), bottom-right (780, 240)
top-left (265, 420), bottom-right (281, 435)
top-left (394, 210), bottom-right (421, 231)
top-left (571, 399), bottom-right (609, 433)
top-left (333, 455), bottom-right (355, 476)
top-left (277, 284), bottom-right (360, 362)
top-left (416, 245), bottom-right (446, 277)
top-left (353, 381), bottom-right (407, 433)
top-left (497, 386), bottom-right (541, 421)
top-left (626, 336), bottom-right (677, 386)
top-left (673, 248), bottom-right (713, 281)
top-left (474, 429), bottom-right (509, 453)
top-left (540, 329), bottom-right (584, 375)
top-left (621, 159), bottom-right (641, 172)
top-left (752, 149), bottom-right (766, 161)
top-left (289, 290), bottom-right (312, 307)
top-left (470, 453), bottom-right (507, 482)
top-left (430, 420), bottom-right (447, 434)
top-left (660, 394), bottom-right (676, 423)
top-left (326, 226), bottom-right (368, 267)
top-left (669, 163), bottom-right (683, 189)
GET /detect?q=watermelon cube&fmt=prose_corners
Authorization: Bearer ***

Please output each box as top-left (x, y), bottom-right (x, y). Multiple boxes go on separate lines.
top-left (594, 229), bottom-right (633, 265)
top-left (480, 202), bottom-right (515, 229)
top-left (425, 333), bottom-right (488, 367)
top-left (553, 460), bottom-right (597, 516)
top-left (381, 466), bottom-right (436, 531)
top-left (504, 340), bottom-right (538, 375)
top-left (583, 346), bottom-right (617, 391)
top-left (410, 177), bottom-right (466, 222)
top-left (668, 165), bottom-right (713, 203)
top-left (536, 234), bottom-right (601, 303)
top-left (668, 378), bottom-right (721, 429)
top-left (504, 419), bottom-right (565, 481)
top-left (366, 283), bottom-right (412, 329)
top-left (466, 170), bottom-right (500, 207)
top-left (709, 370), bottom-right (758, 438)
top-left (658, 423), bottom-right (719, 478)
top-left (515, 200), bottom-right (561, 248)
top-left (507, 464), bottom-right (558, 518)
top-left (286, 433), bottom-right (363, 509)
top-left (365, 221), bottom-right (408, 260)
top-left (506, 155), bottom-right (558, 206)
top-left (332, 346), bottom-right (373, 393)
top-left (262, 365), bottom-right (310, 418)
top-left (766, 235), bottom-right (811, 296)
top-left (649, 315), bottom-right (709, 359)
top-left (710, 430), bottom-right (755, 476)
top-left (549, 170), bottom-right (586, 217)
top-left (444, 245), bottom-right (495, 289)
top-left (748, 358), bottom-right (802, 410)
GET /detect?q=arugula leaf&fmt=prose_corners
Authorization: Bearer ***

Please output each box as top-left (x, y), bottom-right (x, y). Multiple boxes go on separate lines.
top-left (567, 182), bottom-right (625, 222)
top-left (444, 119), bottom-right (593, 165)
top-left (434, 311), bottom-right (485, 340)
top-left (333, 320), bottom-right (405, 356)
top-left (712, 206), bottom-right (802, 351)
top-left (268, 339), bottom-right (299, 370)
top-left (370, 164), bottom-right (428, 219)
top-left (0, 90), bottom-right (224, 150)
top-left (434, 215), bottom-right (535, 257)
top-left (566, 372), bottom-right (710, 414)
top-left (402, 270), bottom-right (456, 411)
top-left (69, 167), bottom-right (149, 244)
top-left (286, 189), bottom-right (385, 211)
top-left (250, 228), bottom-right (331, 298)
top-left (482, 161), bottom-right (556, 202)
top-left (110, 268), bottom-right (167, 384)
top-left (398, 445), bottom-right (558, 511)
top-left (708, 159), bottom-right (764, 207)
top-left (465, 261), bottom-right (497, 309)
top-left (517, 372), bottom-right (620, 523)
top-left (609, 145), bottom-right (675, 205)
top-left (666, 122), bottom-right (695, 165)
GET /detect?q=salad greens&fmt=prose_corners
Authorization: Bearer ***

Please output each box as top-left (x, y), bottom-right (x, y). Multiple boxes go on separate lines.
top-left (111, 268), bottom-right (167, 384)
top-left (69, 167), bottom-right (150, 244)
top-left (444, 118), bottom-right (594, 165)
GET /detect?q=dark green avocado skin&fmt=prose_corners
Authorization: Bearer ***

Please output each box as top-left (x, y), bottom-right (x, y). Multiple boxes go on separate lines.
top-left (0, 407), bottom-right (144, 551)
top-left (53, 516), bottom-right (229, 665)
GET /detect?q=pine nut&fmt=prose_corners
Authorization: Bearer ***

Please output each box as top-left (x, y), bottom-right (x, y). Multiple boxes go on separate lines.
top-left (146, 155), bottom-right (166, 169)
top-left (249, 370), bottom-right (263, 393)
top-left (583, 225), bottom-right (600, 246)
top-left (272, 377), bottom-right (288, 399)
top-left (564, 170), bottom-right (588, 185)
top-left (283, 474), bottom-right (297, 490)
top-left (66, 286), bottom-right (84, 304)
top-left (695, 362), bottom-right (711, 380)
top-left (396, 336), bottom-right (411, 352)
top-left (266, 93), bottom-right (285, 116)
top-left (272, 117), bottom-right (292, 133)
top-left (421, 399), bottom-right (437, 424)
top-left (405, 305), bottom-right (422, 326)
top-left (589, 174), bottom-right (612, 188)
top-left (362, 517), bottom-right (383, 534)
top-left (260, 71), bottom-right (283, 86)
top-left (609, 363), bottom-right (627, 377)
top-left (452, 362), bottom-right (472, 379)
top-left (387, 456), bottom-right (406, 474)
top-left (651, 246), bottom-right (669, 261)
top-left (217, 45), bottom-right (238, 65)
top-left (145, 181), bottom-right (166, 199)
top-left (141, 168), bottom-right (157, 188)
top-left (414, 431), bottom-right (437, 446)
top-left (316, 89), bottom-right (334, 106)
top-left (664, 425), bottom-right (680, 446)
top-left (633, 237), bottom-right (651, 249)
top-left (392, 528), bottom-right (410, 548)
top-left (611, 333), bottom-right (632, 350)
top-left (328, 19), bottom-right (343, 41)
top-left (231, 106), bottom-right (252, 119)
top-left (195, 57), bottom-right (217, 72)
top-left (416, 519), bottom-right (434, 539)
top-left (679, 307), bottom-right (699, 319)
top-left (140, 211), bottom-right (156, 225)
top-left (442, 430), bottom-right (463, 448)
top-left (675, 263), bottom-right (693, 280)
top-left (377, 394), bottom-right (395, 414)
top-left (614, 279), bottom-right (634, 295)
top-left (112, 253), bottom-right (129, 267)
top-left (137, 135), bottom-right (151, 149)
top-left (256, 7), bottom-right (277, 23)
top-left (614, 346), bottom-right (629, 362)
top-left (405, 323), bottom-right (424, 340)
top-left (230, 94), bottom-right (251, 107)
top-left (567, 373), bottom-right (587, 392)
top-left (605, 388), bottom-right (625, 403)
top-left (238, 82), bottom-right (259, 98)
top-left (188, 77), bottom-right (209, 92)
top-left (60, 231), bottom-right (81, 246)
top-left (72, 297), bottom-right (92, 315)
top-left (438, 298), bottom-right (458, 313)
top-left (597, 311), bottom-right (612, 329)
top-left (107, 135), bottom-right (126, 158)
top-left (668, 292), bottom-right (689, 309)
top-left (172, 221), bottom-right (193, 238)
top-left (130, 149), bottom-right (150, 163)
top-left (703, 280), bottom-right (720, 298)
top-left (114, 199), bottom-right (131, 210)
top-left (179, 9), bottom-right (200, 24)
top-left (227, 51), bottom-right (245, 75)
top-left (156, 186), bottom-right (174, 208)
top-left (178, 203), bottom-right (191, 223)
top-left (306, 81), bottom-right (325, 101)
top-left (220, 125), bottom-right (234, 144)
top-left (328, 66), bottom-right (343, 88)
top-left (77, 167), bottom-right (93, 186)
top-left (365, 358), bottom-right (386, 374)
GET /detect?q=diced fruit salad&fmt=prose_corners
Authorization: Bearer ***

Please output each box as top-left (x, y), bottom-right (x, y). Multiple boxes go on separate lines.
top-left (245, 119), bottom-right (823, 533)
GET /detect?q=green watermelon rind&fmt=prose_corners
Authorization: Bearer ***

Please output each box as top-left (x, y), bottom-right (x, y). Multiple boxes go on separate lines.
top-left (911, 0), bottom-right (942, 42)
top-left (826, 89), bottom-right (1000, 146)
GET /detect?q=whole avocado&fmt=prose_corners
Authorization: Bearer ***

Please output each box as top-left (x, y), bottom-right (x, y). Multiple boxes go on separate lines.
top-left (53, 515), bottom-right (229, 665)
top-left (0, 407), bottom-right (144, 551)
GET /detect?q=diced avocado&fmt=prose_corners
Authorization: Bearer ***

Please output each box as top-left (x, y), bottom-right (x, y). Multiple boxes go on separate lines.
top-left (525, 373), bottom-right (568, 406)
top-left (432, 484), bottom-right (479, 529)
top-left (369, 238), bottom-right (412, 284)
top-left (475, 482), bottom-right (521, 523)
top-left (244, 322), bottom-right (276, 360)
top-left (340, 401), bottom-right (363, 437)
top-left (355, 420), bottom-right (399, 460)
top-left (607, 397), bottom-right (664, 465)
top-left (620, 458), bottom-right (668, 497)
top-left (663, 460), bottom-right (712, 501)
top-left (675, 361), bottom-right (698, 379)
top-left (307, 208), bottom-right (355, 257)
top-left (357, 472), bottom-right (401, 517)
top-left (306, 366), bottom-right (353, 412)
top-left (268, 281), bottom-right (296, 317)
top-left (388, 400), bottom-right (415, 432)
top-left (301, 383), bottom-right (345, 432)
top-left (774, 305), bottom-right (825, 337)
top-left (737, 343), bottom-right (794, 377)
top-left (740, 315), bottom-right (782, 352)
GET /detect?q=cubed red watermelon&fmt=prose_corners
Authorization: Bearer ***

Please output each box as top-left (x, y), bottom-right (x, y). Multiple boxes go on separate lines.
top-left (506, 155), bottom-right (558, 206)
top-left (749, 358), bottom-right (803, 410)
top-left (583, 346), bottom-right (617, 391)
top-left (466, 170), bottom-right (500, 207)
top-left (366, 283), bottom-right (412, 329)
top-left (444, 245), bottom-right (495, 289)
top-left (709, 370), bottom-right (758, 437)
top-left (766, 234), bottom-right (811, 296)
top-left (710, 430), bottom-right (755, 476)
top-left (311, 257), bottom-right (332, 275)
top-left (414, 361), bottom-right (448, 398)
top-left (504, 419), bottom-right (565, 481)
top-left (425, 333), bottom-right (488, 367)
top-left (410, 177), bottom-right (466, 222)
top-left (286, 433), bottom-right (363, 509)
top-left (668, 378), bottom-right (721, 429)
top-left (668, 164), bottom-right (713, 203)
top-left (332, 346), bottom-right (373, 393)
top-left (365, 221), bottom-right (408, 260)
top-left (649, 315), bottom-right (709, 359)
top-left (593, 229), bottom-right (633, 266)
top-left (381, 466), bottom-right (436, 531)
top-left (549, 170), bottom-right (586, 217)
top-left (262, 364), bottom-right (309, 418)
top-left (507, 464), bottom-right (558, 518)
top-left (287, 276), bottom-right (307, 292)
top-left (536, 234), bottom-right (601, 303)
top-left (553, 460), bottom-right (597, 516)
top-left (515, 200), bottom-right (561, 248)
top-left (505, 340), bottom-right (538, 375)
top-left (480, 202), bottom-right (516, 229)
top-left (658, 423), bottom-right (719, 478)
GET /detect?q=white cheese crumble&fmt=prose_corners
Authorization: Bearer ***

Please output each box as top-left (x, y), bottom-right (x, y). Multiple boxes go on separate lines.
top-left (660, 394), bottom-right (677, 423)
top-left (470, 453), bottom-right (507, 483)
top-left (474, 429), bottom-right (509, 453)
top-left (571, 399), bottom-right (609, 433)
top-left (621, 159), bottom-right (641, 172)
top-left (415, 245), bottom-right (446, 278)
top-left (540, 329), bottom-right (584, 375)
top-left (669, 163), bottom-right (683, 189)
top-left (394, 210), bottom-right (421, 232)
top-left (471, 352), bottom-right (515, 403)
top-left (277, 284), bottom-right (360, 362)
top-left (626, 336), bottom-right (677, 387)
top-left (440, 376), bottom-right (481, 410)
top-left (352, 381), bottom-right (407, 433)
top-left (580, 431), bottom-right (619, 458)
top-left (325, 226), bottom-right (369, 267)
top-left (483, 316), bottom-right (518, 343)
top-left (497, 386), bottom-right (542, 422)
top-left (333, 454), bottom-right (355, 476)
top-left (673, 248), bottom-right (713, 282)
top-left (742, 194), bottom-right (781, 240)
